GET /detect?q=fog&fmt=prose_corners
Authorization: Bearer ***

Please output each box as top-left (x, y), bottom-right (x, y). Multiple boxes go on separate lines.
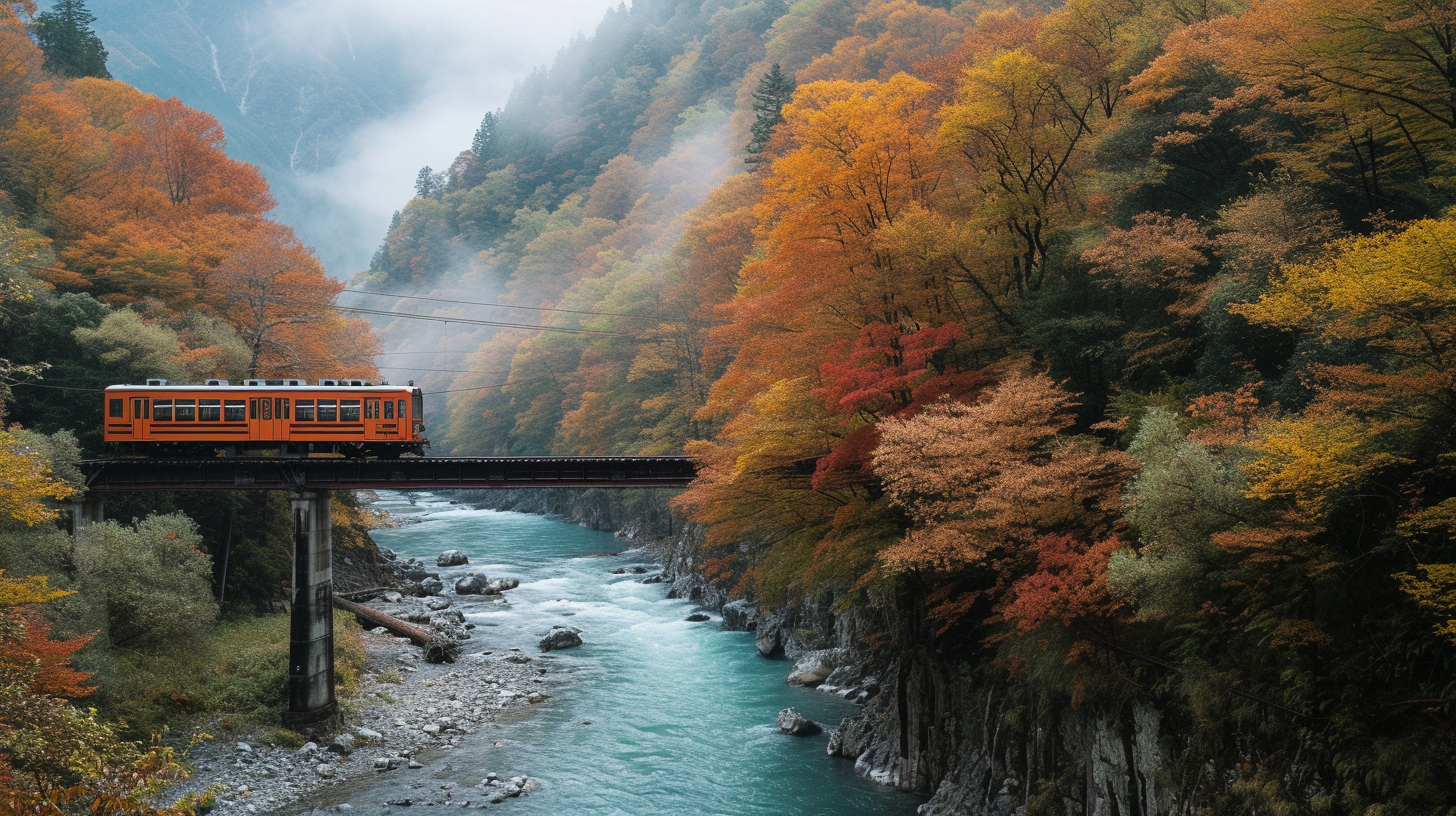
top-left (91, 0), bottom-right (622, 278)
top-left (275, 0), bottom-right (621, 277)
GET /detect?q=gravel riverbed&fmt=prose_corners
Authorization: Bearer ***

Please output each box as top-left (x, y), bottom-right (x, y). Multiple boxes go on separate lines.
top-left (165, 620), bottom-right (551, 814)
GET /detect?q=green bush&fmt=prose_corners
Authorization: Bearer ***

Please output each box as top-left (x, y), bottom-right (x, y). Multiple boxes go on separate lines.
top-left (92, 610), bottom-right (369, 737)
top-left (73, 514), bottom-right (216, 651)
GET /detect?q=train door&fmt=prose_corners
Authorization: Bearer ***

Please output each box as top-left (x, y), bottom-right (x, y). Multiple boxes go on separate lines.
top-left (364, 397), bottom-right (390, 438)
top-left (130, 396), bottom-right (149, 438)
top-left (250, 396), bottom-right (292, 441)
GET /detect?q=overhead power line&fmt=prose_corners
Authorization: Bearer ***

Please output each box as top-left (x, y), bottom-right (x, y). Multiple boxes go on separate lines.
top-left (340, 288), bottom-right (663, 321)
top-left (336, 306), bottom-right (638, 337)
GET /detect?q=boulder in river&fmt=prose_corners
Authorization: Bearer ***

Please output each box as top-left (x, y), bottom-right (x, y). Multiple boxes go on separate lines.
top-left (455, 573), bottom-right (489, 595)
top-left (418, 577), bottom-right (444, 596)
top-left (686, 613), bottom-right (711, 622)
top-left (423, 595), bottom-right (452, 611)
top-left (539, 625), bottom-right (583, 652)
top-left (776, 708), bottom-right (823, 736)
top-left (437, 550), bottom-right (469, 567)
top-left (487, 577), bottom-right (520, 593)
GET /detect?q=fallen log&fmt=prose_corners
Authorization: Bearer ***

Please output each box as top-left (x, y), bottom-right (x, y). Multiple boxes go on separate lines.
top-left (334, 595), bottom-right (431, 646)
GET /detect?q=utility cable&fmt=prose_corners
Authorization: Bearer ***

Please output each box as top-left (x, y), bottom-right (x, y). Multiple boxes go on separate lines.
top-left (341, 288), bottom-right (663, 321)
top-left (336, 306), bottom-right (639, 337)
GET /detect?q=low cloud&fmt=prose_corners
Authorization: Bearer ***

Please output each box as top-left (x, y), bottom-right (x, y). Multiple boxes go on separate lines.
top-left (270, 0), bottom-right (618, 277)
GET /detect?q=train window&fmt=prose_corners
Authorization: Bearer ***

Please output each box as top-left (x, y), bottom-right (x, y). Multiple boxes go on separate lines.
top-left (249, 399), bottom-right (258, 420)
top-left (276, 398), bottom-right (290, 420)
top-left (318, 400), bottom-right (338, 422)
top-left (153, 400), bottom-right (173, 421)
top-left (175, 399), bottom-right (196, 421)
top-left (398, 399), bottom-right (407, 419)
top-left (341, 400), bottom-right (361, 422)
top-left (224, 400), bottom-right (245, 421)
top-left (364, 399), bottom-right (375, 419)
top-left (199, 399), bottom-right (221, 421)
top-left (295, 400), bottom-right (314, 421)
top-left (384, 400), bottom-right (394, 419)
top-left (260, 398), bottom-right (272, 420)
top-left (109, 399), bottom-right (123, 418)
top-left (133, 398), bottom-right (148, 419)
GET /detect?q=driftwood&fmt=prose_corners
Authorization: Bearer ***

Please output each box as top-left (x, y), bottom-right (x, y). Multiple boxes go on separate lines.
top-left (333, 595), bottom-right (431, 646)
top-left (337, 586), bottom-right (390, 602)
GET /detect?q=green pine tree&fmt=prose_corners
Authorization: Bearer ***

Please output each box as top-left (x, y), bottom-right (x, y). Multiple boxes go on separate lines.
top-left (471, 111), bottom-right (501, 163)
top-left (32, 0), bottom-right (111, 79)
top-left (414, 166), bottom-right (446, 199)
top-left (745, 63), bottom-right (794, 171)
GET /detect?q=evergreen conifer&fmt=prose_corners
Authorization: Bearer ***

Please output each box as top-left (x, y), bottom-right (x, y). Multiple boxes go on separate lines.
top-left (745, 63), bottom-right (794, 171)
top-left (32, 0), bottom-right (110, 79)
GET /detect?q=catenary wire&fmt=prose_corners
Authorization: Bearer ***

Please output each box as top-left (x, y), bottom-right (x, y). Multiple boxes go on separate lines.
top-left (336, 306), bottom-right (639, 337)
top-left (340, 288), bottom-right (663, 321)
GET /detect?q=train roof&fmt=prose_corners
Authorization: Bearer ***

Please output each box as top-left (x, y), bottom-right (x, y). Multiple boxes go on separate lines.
top-left (106, 380), bottom-right (419, 392)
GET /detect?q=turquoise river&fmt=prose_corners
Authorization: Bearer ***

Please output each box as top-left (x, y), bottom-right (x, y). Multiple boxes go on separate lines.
top-left (286, 491), bottom-right (925, 815)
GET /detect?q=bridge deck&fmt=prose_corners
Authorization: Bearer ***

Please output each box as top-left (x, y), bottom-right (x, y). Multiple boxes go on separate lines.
top-left (80, 456), bottom-right (696, 492)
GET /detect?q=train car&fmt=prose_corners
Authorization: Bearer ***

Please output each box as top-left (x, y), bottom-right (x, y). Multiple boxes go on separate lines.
top-left (103, 378), bottom-right (427, 458)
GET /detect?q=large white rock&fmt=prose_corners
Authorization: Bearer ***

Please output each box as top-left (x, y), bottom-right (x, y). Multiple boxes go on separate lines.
top-left (786, 655), bottom-right (834, 687)
top-left (776, 708), bottom-right (823, 736)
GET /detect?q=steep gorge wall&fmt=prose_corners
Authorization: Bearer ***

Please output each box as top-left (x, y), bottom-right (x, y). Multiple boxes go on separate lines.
top-left (649, 518), bottom-right (1177, 816)
top-left (462, 489), bottom-right (1175, 815)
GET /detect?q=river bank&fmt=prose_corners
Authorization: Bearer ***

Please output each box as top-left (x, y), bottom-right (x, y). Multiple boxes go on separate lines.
top-left (164, 622), bottom-right (548, 814)
top-left (164, 493), bottom-right (923, 815)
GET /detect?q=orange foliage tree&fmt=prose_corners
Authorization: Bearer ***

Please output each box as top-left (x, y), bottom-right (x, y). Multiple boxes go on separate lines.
top-left (873, 373), bottom-right (1132, 631)
top-left (0, 571), bottom-right (195, 815)
top-left (212, 222), bottom-right (379, 380)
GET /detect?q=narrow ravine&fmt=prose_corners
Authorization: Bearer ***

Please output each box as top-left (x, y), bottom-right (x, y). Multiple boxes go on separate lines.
top-left (285, 491), bottom-right (922, 815)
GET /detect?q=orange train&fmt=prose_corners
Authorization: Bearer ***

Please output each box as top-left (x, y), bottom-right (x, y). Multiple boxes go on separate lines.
top-left (103, 379), bottom-right (428, 458)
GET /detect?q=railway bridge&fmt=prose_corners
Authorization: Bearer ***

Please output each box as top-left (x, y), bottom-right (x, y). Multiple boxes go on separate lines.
top-left (77, 456), bottom-right (696, 725)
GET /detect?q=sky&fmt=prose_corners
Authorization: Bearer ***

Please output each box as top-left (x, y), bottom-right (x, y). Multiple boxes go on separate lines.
top-left (275, 0), bottom-right (623, 276)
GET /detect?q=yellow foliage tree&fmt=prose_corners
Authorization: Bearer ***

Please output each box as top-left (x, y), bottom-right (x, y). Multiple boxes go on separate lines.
top-left (0, 430), bottom-right (74, 525)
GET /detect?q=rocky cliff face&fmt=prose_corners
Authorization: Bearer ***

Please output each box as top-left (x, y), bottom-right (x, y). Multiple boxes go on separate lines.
top-left (647, 517), bottom-right (1176, 816)
top-left (464, 490), bottom-right (1176, 815)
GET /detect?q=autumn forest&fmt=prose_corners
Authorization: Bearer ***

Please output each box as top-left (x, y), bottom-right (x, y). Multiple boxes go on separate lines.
top-left (3, 0), bottom-right (1456, 811)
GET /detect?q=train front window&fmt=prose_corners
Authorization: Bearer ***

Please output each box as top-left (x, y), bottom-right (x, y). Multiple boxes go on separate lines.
top-left (224, 400), bottom-right (245, 421)
top-left (384, 400), bottom-right (394, 419)
top-left (175, 399), bottom-right (196, 421)
top-left (398, 399), bottom-right (407, 419)
top-left (109, 399), bottom-right (123, 418)
top-left (318, 400), bottom-right (337, 422)
top-left (153, 400), bottom-right (173, 421)
top-left (341, 400), bottom-right (361, 422)
top-left (199, 399), bottom-right (221, 422)
top-left (295, 400), bottom-right (314, 421)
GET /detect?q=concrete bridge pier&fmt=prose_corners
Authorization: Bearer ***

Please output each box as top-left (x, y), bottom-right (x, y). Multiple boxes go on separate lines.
top-left (69, 497), bottom-right (104, 530)
top-left (284, 489), bottom-right (337, 725)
